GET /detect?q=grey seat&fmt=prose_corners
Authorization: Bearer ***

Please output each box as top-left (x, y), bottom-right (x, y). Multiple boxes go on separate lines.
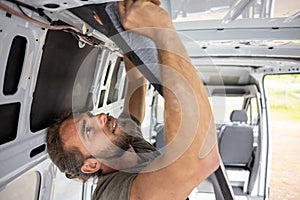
top-left (218, 110), bottom-right (254, 167)
top-left (154, 123), bottom-right (166, 154)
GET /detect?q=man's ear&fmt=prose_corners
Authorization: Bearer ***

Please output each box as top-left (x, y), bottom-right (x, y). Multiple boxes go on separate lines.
top-left (81, 158), bottom-right (102, 174)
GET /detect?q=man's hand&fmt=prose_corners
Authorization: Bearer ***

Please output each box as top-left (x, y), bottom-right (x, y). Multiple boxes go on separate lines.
top-left (118, 0), bottom-right (174, 41)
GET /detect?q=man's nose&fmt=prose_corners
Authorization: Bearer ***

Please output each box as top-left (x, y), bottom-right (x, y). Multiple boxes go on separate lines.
top-left (97, 113), bottom-right (108, 127)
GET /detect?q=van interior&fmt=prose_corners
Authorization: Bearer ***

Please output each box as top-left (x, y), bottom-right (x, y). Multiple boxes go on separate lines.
top-left (0, 0), bottom-right (299, 199)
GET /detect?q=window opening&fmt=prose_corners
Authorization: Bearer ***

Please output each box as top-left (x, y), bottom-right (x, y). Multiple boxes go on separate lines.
top-left (30, 144), bottom-right (46, 158)
top-left (0, 102), bottom-right (20, 145)
top-left (3, 36), bottom-right (27, 95)
top-left (103, 61), bottom-right (111, 86)
top-left (98, 90), bottom-right (106, 108)
top-left (107, 59), bottom-right (124, 104)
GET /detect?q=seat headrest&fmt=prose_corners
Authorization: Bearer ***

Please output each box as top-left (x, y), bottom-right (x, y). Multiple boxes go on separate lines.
top-left (230, 110), bottom-right (248, 123)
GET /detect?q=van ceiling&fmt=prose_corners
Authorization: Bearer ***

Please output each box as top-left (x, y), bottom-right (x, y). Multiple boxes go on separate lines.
top-left (30, 30), bottom-right (100, 132)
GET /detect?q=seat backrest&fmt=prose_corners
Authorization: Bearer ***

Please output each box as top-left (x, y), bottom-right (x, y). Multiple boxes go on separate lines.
top-left (218, 110), bottom-right (254, 167)
top-left (155, 123), bottom-right (165, 154)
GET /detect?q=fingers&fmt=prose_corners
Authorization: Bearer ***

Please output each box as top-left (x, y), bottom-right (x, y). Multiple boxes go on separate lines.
top-left (150, 0), bottom-right (161, 6)
top-left (117, 0), bottom-right (164, 31)
top-left (125, 0), bottom-right (134, 13)
top-left (117, 1), bottom-right (126, 21)
top-left (118, 0), bottom-right (159, 16)
top-left (118, 0), bottom-right (134, 24)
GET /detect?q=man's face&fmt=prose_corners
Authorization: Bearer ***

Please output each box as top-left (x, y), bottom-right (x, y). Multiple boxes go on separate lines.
top-left (60, 113), bottom-right (134, 161)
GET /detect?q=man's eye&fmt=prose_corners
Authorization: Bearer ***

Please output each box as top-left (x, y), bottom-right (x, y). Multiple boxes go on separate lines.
top-left (86, 127), bottom-right (92, 136)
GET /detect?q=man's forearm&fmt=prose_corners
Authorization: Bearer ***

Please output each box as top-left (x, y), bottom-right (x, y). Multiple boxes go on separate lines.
top-left (153, 26), bottom-right (220, 185)
top-left (155, 30), bottom-right (212, 148)
top-left (123, 57), bottom-right (147, 123)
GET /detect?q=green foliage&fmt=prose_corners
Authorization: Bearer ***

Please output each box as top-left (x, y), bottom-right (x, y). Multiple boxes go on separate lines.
top-left (265, 74), bottom-right (300, 120)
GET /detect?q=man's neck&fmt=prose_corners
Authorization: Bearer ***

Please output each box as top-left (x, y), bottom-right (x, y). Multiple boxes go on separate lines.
top-left (101, 145), bottom-right (140, 174)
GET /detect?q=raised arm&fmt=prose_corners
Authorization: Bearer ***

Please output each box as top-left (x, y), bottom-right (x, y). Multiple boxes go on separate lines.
top-left (123, 56), bottom-right (147, 124)
top-left (119, 1), bottom-right (220, 199)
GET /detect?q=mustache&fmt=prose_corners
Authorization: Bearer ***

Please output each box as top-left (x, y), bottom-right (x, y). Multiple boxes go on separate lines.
top-left (116, 117), bottom-right (141, 137)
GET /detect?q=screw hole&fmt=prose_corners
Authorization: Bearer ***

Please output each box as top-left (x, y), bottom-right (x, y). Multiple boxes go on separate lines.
top-left (6, 13), bottom-right (12, 18)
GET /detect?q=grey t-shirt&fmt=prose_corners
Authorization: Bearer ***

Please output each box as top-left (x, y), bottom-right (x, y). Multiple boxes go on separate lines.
top-left (92, 113), bottom-right (160, 200)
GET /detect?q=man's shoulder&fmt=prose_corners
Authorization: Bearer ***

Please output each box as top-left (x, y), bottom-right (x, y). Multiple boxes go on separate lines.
top-left (92, 172), bottom-right (138, 200)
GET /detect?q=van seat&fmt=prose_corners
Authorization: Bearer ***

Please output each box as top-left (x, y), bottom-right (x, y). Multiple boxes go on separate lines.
top-left (218, 110), bottom-right (254, 193)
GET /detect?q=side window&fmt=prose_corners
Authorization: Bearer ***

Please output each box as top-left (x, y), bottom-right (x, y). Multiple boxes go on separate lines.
top-left (3, 35), bottom-right (27, 95)
top-left (247, 97), bottom-right (259, 125)
top-left (97, 56), bottom-right (125, 109)
top-left (0, 171), bottom-right (40, 200)
top-left (153, 92), bottom-right (165, 125)
top-left (107, 58), bottom-right (125, 104)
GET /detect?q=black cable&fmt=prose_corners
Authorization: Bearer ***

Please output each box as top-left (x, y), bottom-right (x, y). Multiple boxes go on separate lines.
top-left (5, 0), bottom-right (52, 23)
top-left (5, 0), bottom-right (37, 12)
top-left (37, 8), bottom-right (53, 23)
top-left (16, 4), bottom-right (27, 16)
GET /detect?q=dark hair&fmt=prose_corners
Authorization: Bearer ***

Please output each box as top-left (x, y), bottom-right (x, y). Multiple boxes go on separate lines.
top-left (46, 111), bottom-right (102, 182)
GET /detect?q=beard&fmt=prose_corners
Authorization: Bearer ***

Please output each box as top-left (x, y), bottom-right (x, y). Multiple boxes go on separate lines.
top-left (93, 116), bottom-right (142, 160)
top-left (93, 133), bottom-right (131, 160)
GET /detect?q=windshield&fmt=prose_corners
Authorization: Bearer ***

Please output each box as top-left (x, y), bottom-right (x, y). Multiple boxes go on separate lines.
top-left (170, 0), bottom-right (300, 22)
top-left (209, 96), bottom-right (244, 125)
